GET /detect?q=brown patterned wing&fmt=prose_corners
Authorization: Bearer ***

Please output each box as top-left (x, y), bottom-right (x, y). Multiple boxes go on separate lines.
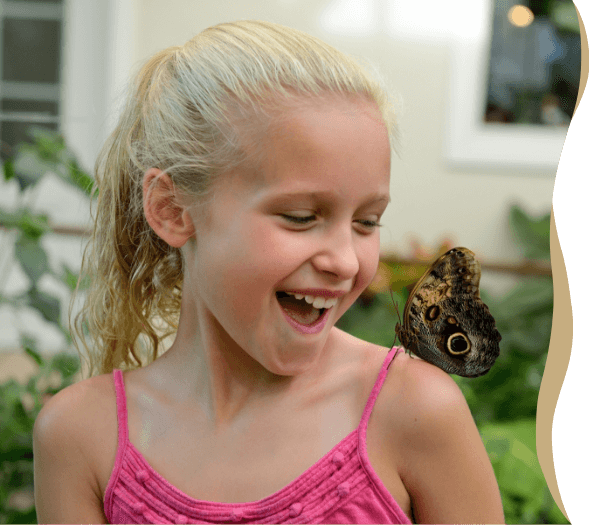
top-left (395, 247), bottom-right (501, 377)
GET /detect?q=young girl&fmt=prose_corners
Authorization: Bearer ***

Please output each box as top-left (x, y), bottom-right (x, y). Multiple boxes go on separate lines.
top-left (33, 20), bottom-right (504, 524)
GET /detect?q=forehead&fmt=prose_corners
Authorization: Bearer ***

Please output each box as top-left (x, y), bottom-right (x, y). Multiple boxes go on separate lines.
top-left (255, 97), bottom-right (390, 190)
top-left (204, 96), bottom-right (391, 217)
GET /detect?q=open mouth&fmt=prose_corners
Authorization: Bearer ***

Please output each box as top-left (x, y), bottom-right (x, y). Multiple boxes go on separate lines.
top-left (275, 291), bottom-right (335, 326)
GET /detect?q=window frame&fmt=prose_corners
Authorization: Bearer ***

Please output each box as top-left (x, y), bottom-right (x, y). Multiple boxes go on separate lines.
top-left (443, 0), bottom-right (569, 173)
top-left (60, 0), bottom-right (137, 173)
top-left (0, 1), bottom-right (64, 155)
top-left (0, 0), bottom-right (137, 173)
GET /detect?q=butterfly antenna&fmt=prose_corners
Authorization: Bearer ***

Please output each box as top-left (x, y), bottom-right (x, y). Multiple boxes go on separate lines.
top-left (389, 289), bottom-right (402, 324)
top-left (389, 288), bottom-right (402, 349)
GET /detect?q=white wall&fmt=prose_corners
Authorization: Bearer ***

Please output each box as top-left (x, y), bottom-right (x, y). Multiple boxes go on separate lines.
top-left (132, 0), bottom-right (557, 291)
top-left (0, 0), bottom-right (560, 354)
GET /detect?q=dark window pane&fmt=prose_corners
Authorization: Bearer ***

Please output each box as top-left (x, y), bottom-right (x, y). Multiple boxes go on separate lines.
top-left (0, 121), bottom-right (58, 159)
top-left (9, 0), bottom-right (63, 3)
top-left (1, 99), bottom-right (59, 115)
top-left (2, 18), bottom-right (62, 83)
top-left (483, 0), bottom-right (580, 126)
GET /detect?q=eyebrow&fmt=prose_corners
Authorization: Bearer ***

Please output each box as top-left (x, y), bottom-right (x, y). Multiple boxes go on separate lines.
top-left (269, 191), bottom-right (391, 206)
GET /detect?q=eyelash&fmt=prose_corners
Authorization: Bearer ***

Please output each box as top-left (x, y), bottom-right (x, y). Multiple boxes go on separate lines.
top-left (280, 214), bottom-right (382, 229)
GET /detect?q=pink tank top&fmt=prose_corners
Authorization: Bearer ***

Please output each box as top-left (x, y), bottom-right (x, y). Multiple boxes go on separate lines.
top-left (103, 347), bottom-right (412, 524)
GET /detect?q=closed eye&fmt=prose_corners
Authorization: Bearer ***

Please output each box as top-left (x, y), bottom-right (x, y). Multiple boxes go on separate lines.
top-left (356, 219), bottom-right (382, 229)
top-left (280, 214), bottom-right (316, 224)
top-left (280, 215), bottom-right (382, 230)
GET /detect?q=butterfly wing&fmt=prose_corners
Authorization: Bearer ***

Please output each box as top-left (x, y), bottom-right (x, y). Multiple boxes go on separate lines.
top-left (395, 247), bottom-right (501, 377)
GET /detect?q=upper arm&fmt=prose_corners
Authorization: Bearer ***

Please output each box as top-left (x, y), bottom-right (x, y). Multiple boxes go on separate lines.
top-left (33, 380), bottom-right (108, 524)
top-left (392, 358), bottom-right (505, 524)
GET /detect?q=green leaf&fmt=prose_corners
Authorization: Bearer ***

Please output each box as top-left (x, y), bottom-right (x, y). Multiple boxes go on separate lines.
top-left (25, 127), bottom-right (95, 196)
top-left (0, 380), bottom-right (34, 447)
top-left (27, 287), bottom-right (61, 325)
top-left (509, 205), bottom-right (551, 260)
top-left (60, 263), bottom-right (79, 291)
top-left (0, 209), bottom-right (50, 240)
top-left (28, 127), bottom-right (65, 162)
top-left (494, 278), bottom-right (553, 319)
top-left (550, 0), bottom-right (580, 34)
top-left (50, 353), bottom-right (80, 380)
top-left (479, 419), bottom-right (568, 524)
top-left (19, 210), bottom-right (50, 240)
top-left (59, 263), bottom-right (90, 292)
top-left (67, 160), bottom-right (95, 196)
top-left (12, 146), bottom-right (54, 191)
top-left (0, 209), bottom-right (23, 229)
top-left (22, 338), bottom-right (44, 367)
top-left (14, 234), bottom-right (50, 284)
top-left (3, 158), bottom-right (16, 181)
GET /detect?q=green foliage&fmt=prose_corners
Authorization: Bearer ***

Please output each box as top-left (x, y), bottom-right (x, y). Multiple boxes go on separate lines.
top-left (509, 205), bottom-right (551, 260)
top-left (0, 128), bottom-right (91, 523)
top-left (0, 342), bottom-right (80, 523)
top-left (480, 419), bottom-right (568, 524)
top-left (0, 130), bottom-right (567, 523)
top-left (9, 128), bottom-right (94, 196)
top-left (337, 203), bottom-right (567, 524)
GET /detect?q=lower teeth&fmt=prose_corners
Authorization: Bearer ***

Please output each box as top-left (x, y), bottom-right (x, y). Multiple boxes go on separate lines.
top-left (285, 306), bottom-right (323, 325)
top-left (277, 294), bottom-right (324, 325)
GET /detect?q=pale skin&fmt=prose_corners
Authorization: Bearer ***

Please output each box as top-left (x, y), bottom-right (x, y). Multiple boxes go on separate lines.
top-left (144, 97), bottom-right (503, 523)
top-left (157, 98), bottom-right (393, 409)
top-left (33, 96), bottom-right (505, 523)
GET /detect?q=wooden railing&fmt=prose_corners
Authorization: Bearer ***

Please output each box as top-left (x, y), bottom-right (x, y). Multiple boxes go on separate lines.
top-left (380, 254), bottom-right (552, 277)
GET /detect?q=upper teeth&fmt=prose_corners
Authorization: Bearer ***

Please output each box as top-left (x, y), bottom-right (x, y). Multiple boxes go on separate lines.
top-left (284, 292), bottom-right (338, 309)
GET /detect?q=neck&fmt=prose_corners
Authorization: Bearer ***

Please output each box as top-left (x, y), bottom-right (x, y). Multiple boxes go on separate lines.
top-left (160, 290), bottom-right (300, 430)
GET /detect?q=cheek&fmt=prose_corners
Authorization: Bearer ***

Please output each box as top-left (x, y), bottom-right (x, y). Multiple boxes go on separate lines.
top-left (236, 225), bottom-right (312, 279)
top-left (357, 235), bottom-right (381, 286)
top-left (196, 222), bottom-right (299, 307)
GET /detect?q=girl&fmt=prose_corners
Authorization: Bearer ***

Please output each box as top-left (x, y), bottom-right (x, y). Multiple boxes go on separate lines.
top-left (33, 20), bottom-right (504, 524)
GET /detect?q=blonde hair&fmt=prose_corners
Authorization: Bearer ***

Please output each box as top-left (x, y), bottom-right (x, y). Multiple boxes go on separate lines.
top-left (70, 20), bottom-right (397, 379)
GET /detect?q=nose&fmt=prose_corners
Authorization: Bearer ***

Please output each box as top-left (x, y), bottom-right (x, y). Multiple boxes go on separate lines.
top-left (311, 226), bottom-right (360, 280)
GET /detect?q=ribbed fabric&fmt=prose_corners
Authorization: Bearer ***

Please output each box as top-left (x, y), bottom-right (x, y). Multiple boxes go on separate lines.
top-left (103, 347), bottom-right (412, 524)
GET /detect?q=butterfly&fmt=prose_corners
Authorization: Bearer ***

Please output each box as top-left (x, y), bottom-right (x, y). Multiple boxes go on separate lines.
top-left (394, 247), bottom-right (501, 377)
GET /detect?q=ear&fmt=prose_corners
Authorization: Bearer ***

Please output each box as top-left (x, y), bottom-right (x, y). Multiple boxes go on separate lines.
top-left (143, 168), bottom-right (195, 248)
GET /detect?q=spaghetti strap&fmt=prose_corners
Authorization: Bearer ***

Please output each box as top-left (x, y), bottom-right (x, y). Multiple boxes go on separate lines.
top-left (355, 347), bottom-right (405, 513)
top-left (359, 346), bottom-right (403, 432)
top-left (112, 369), bottom-right (129, 448)
top-left (103, 369), bottom-right (130, 512)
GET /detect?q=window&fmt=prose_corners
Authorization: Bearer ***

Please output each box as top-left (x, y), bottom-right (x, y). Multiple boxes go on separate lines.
top-left (0, 0), bottom-right (64, 160)
top-left (0, 0), bottom-right (135, 172)
top-left (484, 0), bottom-right (581, 126)
top-left (444, 0), bottom-right (576, 172)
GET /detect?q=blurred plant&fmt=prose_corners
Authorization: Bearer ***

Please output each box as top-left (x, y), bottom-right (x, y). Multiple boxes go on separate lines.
top-left (337, 204), bottom-right (567, 524)
top-left (0, 128), bottom-right (93, 523)
top-left (479, 418), bottom-right (567, 524)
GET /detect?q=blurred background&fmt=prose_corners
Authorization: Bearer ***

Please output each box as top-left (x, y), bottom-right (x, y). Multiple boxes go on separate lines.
top-left (0, 0), bottom-right (580, 522)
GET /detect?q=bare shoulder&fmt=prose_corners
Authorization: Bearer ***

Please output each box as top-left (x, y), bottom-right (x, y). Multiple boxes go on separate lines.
top-left (375, 351), bottom-right (505, 523)
top-left (384, 352), bottom-right (469, 419)
top-left (33, 374), bottom-right (117, 500)
top-left (376, 351), bottom-right (482, 457)
top-left (35, 372), bottom-right (116, 447)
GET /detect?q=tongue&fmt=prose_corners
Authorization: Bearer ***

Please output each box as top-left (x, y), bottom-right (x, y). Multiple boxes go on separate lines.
top-left (278, 295), bottom-right (322, 325)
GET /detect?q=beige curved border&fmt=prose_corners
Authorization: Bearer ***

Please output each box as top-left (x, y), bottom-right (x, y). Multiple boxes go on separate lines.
top-left (536, 4), bottom-right (587, 522)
